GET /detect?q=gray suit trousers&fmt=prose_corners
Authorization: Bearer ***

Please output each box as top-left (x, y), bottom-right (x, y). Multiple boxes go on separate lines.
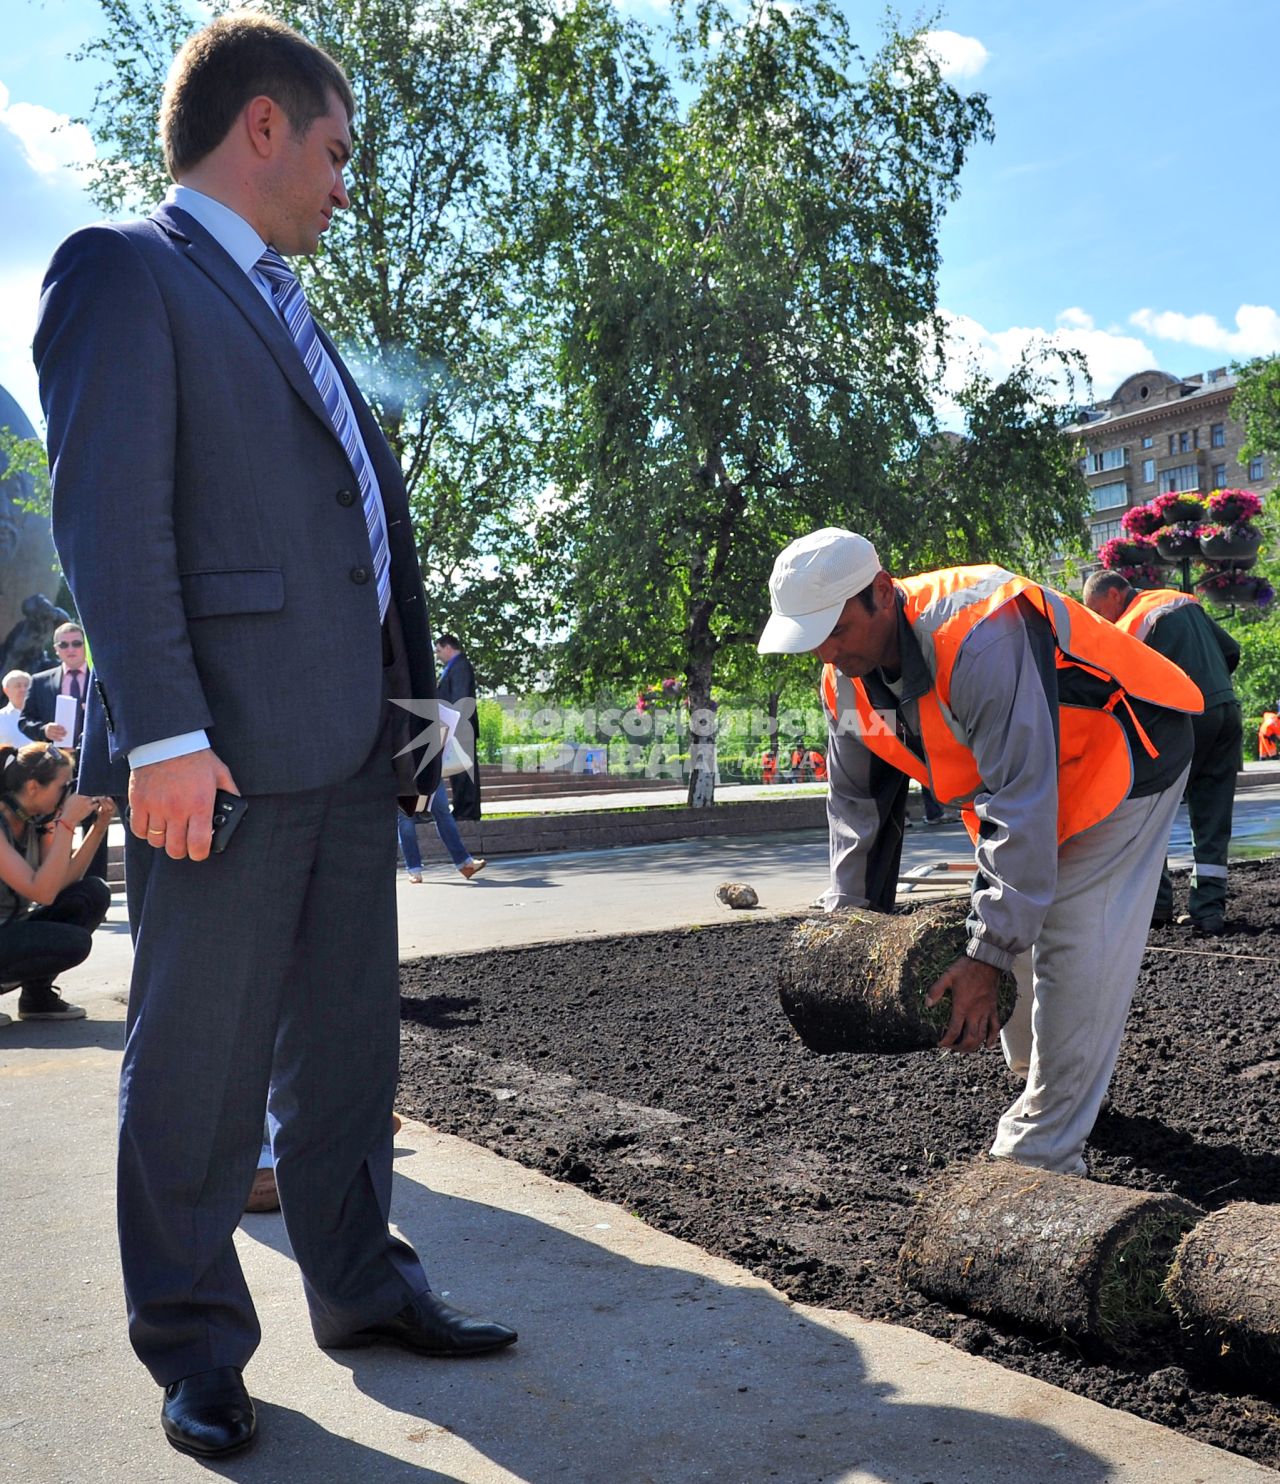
top-left (118, 728), bottom-right (428, 1383)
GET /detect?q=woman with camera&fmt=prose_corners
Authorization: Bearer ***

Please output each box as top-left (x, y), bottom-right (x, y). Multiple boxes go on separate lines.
top-left (0, 742), bottom-right (114, 1025)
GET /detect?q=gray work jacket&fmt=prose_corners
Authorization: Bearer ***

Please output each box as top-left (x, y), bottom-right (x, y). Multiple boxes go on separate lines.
top-left (821, 592), bottom-right (1190, 973)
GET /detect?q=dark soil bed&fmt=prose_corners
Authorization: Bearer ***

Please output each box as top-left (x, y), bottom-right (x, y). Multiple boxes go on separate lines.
top-left (398, 855), bottom-right (1280, 1470)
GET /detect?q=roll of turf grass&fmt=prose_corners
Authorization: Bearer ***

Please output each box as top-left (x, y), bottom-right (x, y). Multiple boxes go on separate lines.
top-left (899, 1160), bottom-right (1204, 1354)
top-left (1166, 1202), bottom-right (1280, 1375)
top-left (777, 897), bottom-right (1016, 1054)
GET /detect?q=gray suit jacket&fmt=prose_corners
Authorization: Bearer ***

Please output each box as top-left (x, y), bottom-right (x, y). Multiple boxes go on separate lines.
top-left (34, 203), bottom-right (440, 802)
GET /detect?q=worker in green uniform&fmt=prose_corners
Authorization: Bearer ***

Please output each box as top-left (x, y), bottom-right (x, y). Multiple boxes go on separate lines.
top-left (1082, 571), bottom-right (1242, 935)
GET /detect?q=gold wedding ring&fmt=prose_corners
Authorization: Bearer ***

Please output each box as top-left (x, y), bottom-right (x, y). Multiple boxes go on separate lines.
top-left (147, 827), bottom-right (165, 837)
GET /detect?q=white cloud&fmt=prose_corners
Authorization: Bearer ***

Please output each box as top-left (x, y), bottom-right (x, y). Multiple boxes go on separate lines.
top-left (920, 29), bottom-right (989, 81)
top-left (1129, 304), bottom-right (1280, 359)
top-left (0, 81), bottom-right (94, 178)
top-left (0, 81), bottom-right (101, 430)
top-left (936, 307), bottom-right (1157, 427)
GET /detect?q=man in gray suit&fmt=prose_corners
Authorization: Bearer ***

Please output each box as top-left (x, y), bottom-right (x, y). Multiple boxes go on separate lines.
top-left (35, 15), bottom-right (514, 1460)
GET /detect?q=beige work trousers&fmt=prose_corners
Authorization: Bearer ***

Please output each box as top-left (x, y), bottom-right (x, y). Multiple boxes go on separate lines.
top-left (991, 764), bottom-right (1190, 1175)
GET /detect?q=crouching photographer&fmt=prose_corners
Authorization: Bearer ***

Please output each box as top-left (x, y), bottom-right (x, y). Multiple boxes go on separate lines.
top-left (0, 742), bottom-right (113, 1025)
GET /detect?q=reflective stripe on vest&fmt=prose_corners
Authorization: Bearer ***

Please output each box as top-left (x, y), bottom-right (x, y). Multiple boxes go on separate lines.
top-left (820, 567), bottom-right (1203, 845)
top-left (1114, 588), bottom-right (1198, 643)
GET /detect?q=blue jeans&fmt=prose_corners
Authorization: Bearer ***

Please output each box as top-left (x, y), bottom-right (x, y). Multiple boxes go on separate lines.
top-left (429, 784), bottom-right (471, 869)
top-left (396, 811), bottom-right (423, 872)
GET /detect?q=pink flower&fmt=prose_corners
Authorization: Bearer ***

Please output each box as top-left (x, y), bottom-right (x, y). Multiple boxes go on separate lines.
top-left (1121, 504), bottom-right (1164, 538)
top-left (1207, 487), bottom-right (1263, 523)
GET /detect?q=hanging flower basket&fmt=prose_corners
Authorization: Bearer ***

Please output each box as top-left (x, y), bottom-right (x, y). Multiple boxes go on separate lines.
top-left (1196, 572), bottom-right (1276, 611)
top-left (1155, 525), bottom-right (1203, 561)
top-left (1152, 490), bottom-right (1206, 527)
top-left (1199, 523), bottom-right (1263, 562)
top-left (1120, 503), bottom-right (1165, 539)
top-left (1121, 564), bottom-right (1168, 591)
top-left (1098, 536), bottom-right (1157, 569)
top-left (1206, 488), bottom-right (1264, 526)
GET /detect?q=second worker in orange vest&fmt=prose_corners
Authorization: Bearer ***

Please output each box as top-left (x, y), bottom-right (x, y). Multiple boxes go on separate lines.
top-left (758, 528), bottom-right (1201, 1176)
top-left (1083, 572), bottom-right (1242, 936)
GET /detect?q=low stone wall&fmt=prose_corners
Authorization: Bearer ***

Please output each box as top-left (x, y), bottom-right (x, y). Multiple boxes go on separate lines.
top-left (415, 795), bottom-right (828, 861)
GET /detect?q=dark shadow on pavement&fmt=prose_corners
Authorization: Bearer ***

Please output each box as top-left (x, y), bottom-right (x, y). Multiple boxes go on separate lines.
top-left (240, 1169), bottom-right (1114, 1483)
top-left (0, 1015), bottom-right (126, 1052)
top-left (193, 1403), bottom-right (451, 1481)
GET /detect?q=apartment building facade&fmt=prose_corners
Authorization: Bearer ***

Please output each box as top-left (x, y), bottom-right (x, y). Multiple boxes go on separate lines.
top-left (1065, 368), bottom-right (1275, 562)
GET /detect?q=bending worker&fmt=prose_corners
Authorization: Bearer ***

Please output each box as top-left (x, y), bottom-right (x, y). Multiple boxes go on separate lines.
top-left (758, 529), bottom-right (1202, 1175)
top-left (1083, 571), bottom-right (1242, 936)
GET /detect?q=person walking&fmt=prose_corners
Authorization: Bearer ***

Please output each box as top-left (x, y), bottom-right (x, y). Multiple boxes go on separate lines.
top-left (1083, 571), bottom-right (1242, 937)
top-left (35, 15), bottom-right (513, 1461)
top-left (434, 633), bottom-right (481, 820)
top-left (758, 529), bottom-right (1200, 1177)
top-left (396, 810), bottom-right (424, 883)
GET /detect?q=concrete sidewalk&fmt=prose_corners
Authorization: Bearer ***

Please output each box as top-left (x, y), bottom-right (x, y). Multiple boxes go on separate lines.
top-left (4, 819), bottom-right (1279, 1480)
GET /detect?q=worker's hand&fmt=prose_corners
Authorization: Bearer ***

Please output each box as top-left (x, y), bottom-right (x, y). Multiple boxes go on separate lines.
top-left (129, 749), bottom-right (238, 862)
top-left (926, 955), bottom-right (1003, 1053)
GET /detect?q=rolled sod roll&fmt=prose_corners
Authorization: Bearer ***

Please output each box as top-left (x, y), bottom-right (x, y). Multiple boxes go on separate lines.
top-left (777, 898), bottom-right (1016, 1053)
top-left (1165, 1202), bottom-right (1280, 1370)
top-left (899, 1159), bottom-right (1203, 1352)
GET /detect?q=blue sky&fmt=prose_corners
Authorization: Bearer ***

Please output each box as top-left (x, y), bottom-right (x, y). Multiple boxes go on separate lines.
top-left (1, 0), bottom-right (1276, 430)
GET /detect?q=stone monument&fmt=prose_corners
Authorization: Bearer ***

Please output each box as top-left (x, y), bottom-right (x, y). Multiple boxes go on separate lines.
top-left (0, 382), bottom-right (64, 672)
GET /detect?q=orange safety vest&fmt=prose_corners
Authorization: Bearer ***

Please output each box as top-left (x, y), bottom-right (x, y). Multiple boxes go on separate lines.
top-left (761, 750), bottom-right (778, 782)
top-left (820, 566), bottom-right (1203, 846)
top-left (808, 749), bottom-right (828, 782)
top-left (1113, 587), bottom-right (1198, 642)
top-left (1261, 712), bottom-right (1280, 760)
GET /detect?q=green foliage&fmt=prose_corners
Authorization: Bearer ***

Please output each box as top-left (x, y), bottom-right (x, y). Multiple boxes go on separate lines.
top-left (73, 0), bottom-right (1091, 795)
top-left (475, 697), bottom-right (506, 764)
top-left (0, 432), bottom-right (52, 516)
top-left (1234, 355), bottom-right (1280, 462)
top-left (1232, 618), bottom-right (1280, 722)
top-left (77, 0), bottom-right (548, 688)
top-left (905, 348), bottom-right (1091, 579)
top-left (524, 2), bottom-right (1086, 738)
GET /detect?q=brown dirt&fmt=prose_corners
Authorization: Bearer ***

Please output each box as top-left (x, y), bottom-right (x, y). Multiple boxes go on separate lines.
top-left (397, 855), bottom-right (1280, 1470)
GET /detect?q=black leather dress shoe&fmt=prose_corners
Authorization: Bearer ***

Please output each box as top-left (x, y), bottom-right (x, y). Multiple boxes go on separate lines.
top-left (160, 1366), bottom-right (256, 1458)
top-left (327, 1291), bottom-right (517, 1357)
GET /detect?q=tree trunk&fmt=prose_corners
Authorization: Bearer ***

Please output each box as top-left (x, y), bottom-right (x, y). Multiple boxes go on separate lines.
top-left (685, 658), bottom-right (718, 808)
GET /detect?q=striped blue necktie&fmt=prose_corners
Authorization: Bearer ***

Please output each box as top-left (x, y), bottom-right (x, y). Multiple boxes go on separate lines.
top-left (256, 247), bottom-right (391, 620)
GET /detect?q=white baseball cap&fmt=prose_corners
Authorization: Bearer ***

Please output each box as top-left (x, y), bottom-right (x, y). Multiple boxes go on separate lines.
top-left (757, 527), bottom-right (882, 653)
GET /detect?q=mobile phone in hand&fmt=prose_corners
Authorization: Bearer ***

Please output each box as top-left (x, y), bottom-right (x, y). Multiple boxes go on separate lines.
top-left (211, 790), bottom-right (248, 853)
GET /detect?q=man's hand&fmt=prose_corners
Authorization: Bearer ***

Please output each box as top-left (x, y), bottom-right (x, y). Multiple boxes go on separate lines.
top-left (129, 749), bottom-right (238, 862)
top-left (925, 955), bottom-right (1003, 1053)
top-left (44, 723), bottom-right (68, 742)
